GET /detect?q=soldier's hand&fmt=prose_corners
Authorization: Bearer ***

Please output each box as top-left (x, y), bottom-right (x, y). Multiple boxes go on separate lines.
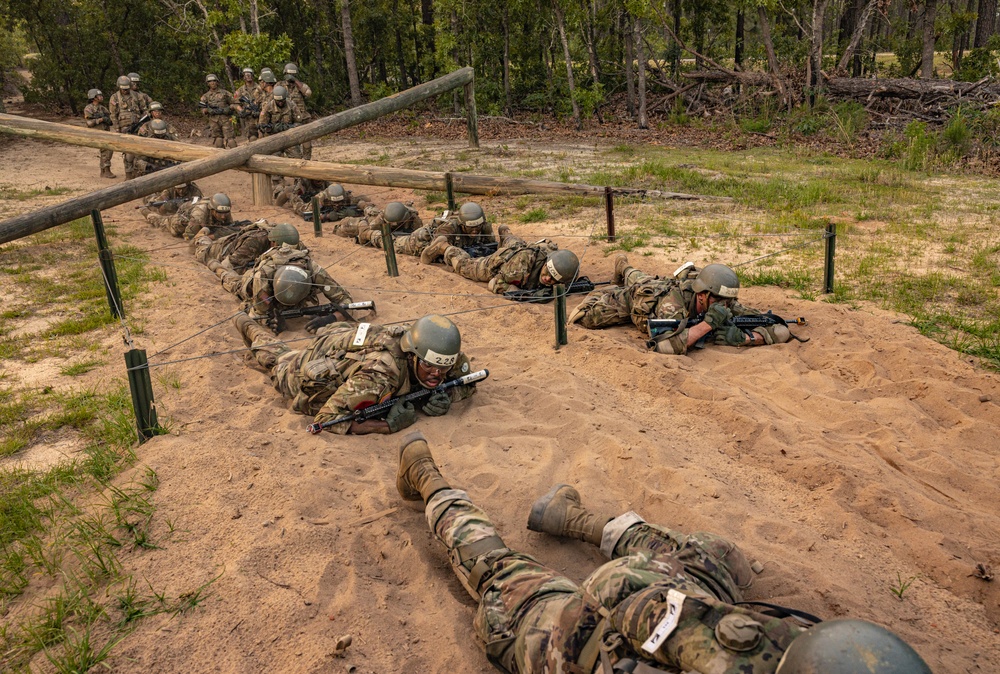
top-left (421, 391), bottom-right (451, 417)
top-left (714, 324), bottom-right (747, 346)
top-left (305, 314), bottom-right (338, 334)
top-left (386, 400), bottom-right (417, 433)
top-left (703, 302), bottom-right (733, 329)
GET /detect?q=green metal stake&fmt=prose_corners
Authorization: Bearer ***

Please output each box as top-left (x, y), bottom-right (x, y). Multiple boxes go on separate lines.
top-left (445, 172), bottom-right (456, 212)
top-left (125, 349), bottom-right (160, 443)
top-left (823, 221), bottom-right (837, 294)
top-left (381, 221), bottom-right (399, 277)
top-left (91, 209), bottom-right (123, 318)
top-left (554, 283), bottom-right (568, 349)
top-left (311, 196), bottom-right (323, 237)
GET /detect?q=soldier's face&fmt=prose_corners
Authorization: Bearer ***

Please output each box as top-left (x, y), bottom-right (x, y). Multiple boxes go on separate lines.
top-left (276, 100), bottom-right (286, 108)
top-left (539, 269), bottom-right (555, 286)
top-left (96, 95), bottom-right (104, 103)
top-left (151, 111), bottom-right (163, 119)
top-left (244, 73), bottom-right (254, 82)
top-left (414, 358), bottom-right (448, 388)
top-left (209, 81), bottom-right (218, 90)
top-left (699, 293), bottom-right (731, 313)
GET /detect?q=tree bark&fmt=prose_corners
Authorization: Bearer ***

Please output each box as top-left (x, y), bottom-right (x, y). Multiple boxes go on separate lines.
top-left (554, 3), bottom-right (581, 130)
top-left (810, 0), bottom-right (830, 96)
top-left (624, 12), bottom-right (636, 119)
top-left (341, 0), bottom-right (362, 107)
top-left (503, 6), bottom-right (512, 115)
top-left (634, 16), bottom-right (648, 129)
top-left (758, 6), bottom-right (782, 79)
top-left (921, 0), bottom-right (938, 78)
top-left (581, 0), bottom-right (604, 122)
top-left (735, 10), bottom-right (745, 71)
top-left (974, 0), bottom-right (997, 47)
top-left (837, 0), bottom-right (879, 71)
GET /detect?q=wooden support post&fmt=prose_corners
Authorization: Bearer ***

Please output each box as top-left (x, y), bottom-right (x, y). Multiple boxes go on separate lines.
top-left (604, 187), bottom-right (616, 243)
top-left (381, 222), bottom-right (399, 278)
top-left (445, 172), bottom-right (456, 211)
top-left (464, 79), bottom-right (479, 148)
top-left (252, 173), bottom-right (273, 206)
top-left (824, 221), bottom-right (837, 294)
top-left (125, 349), bottom-right (160, 443)
top-left (554, 284), bottom-right (568, 349)
top-left (91, 210), bottom-right (123, 318)
top-left (311, 196), bottom-right (323, 237)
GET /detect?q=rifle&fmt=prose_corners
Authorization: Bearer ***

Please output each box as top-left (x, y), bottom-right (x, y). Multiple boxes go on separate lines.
top-left (126, 113), bottom-right (151, 135)
top-left (238, 94), bottom-right (261, 118)
top-left (198, 101), bottom-right (230, 115)
top-left (646, 311), bottom-right (808, 348)
top-left (306, 369), bottom-right (490, 434)
top-left (137, 196), bottom-right (194, 209)
top-left (461, 241), bottom-right (499, 258)
top-left (277, 301), bottom-right (376, 320)
top-left (143, 159), bottom-right (181, 174)
top-left (505, 276), bottom-right (612, 303)
top-left (258, 122), bottom-right (299, 134)
top-left (299, 204), bottom-right (363, 221)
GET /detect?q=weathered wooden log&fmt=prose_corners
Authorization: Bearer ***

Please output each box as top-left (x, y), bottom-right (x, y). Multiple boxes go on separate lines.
top-left (0, 113), bottom-right (716, 201)
top-left (0, 67), bottom-right (475, 245)
top-left (684, 70), bottom-right (778, 87)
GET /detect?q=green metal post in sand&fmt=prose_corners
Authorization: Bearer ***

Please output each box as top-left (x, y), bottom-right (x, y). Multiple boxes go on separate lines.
top-left (312, 196), bottom-right (323, 237)
top-left (91, 209), bottom-right (123, 318)
top-left (381, 221), bottom-right (399, 277)
top-left (554, 284), bottom-right (568, 348)
top-left (445, 172), bottom-right (456, 212)
top-left (824, 221), bottom-right (837, 294)
top-left (125, 349), bottom-right (160, 442)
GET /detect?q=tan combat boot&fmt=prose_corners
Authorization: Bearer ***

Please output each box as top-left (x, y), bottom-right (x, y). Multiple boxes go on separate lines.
top-left (206, 259), bottom-right (222, 272)
top-left (527, 484), bottom-right (611, 547)
top-left (233, 311), bottom-right (271, 350)
top-left (396, 431), bottom-right (451, 503)
top-left (419, 235), bottom-right (452, 264)
top-left (613, 253), bottom-right (630, 286)
top-left (100, 167), bottom-right (117, 179)
top-left (442, 245), bottom-right (465, 272)
top-left (496, 224), bottom-right (513, 240)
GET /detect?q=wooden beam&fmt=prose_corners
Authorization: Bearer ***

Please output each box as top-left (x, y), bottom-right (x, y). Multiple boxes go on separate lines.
top-left (0, 67), bottom-right (475, 245)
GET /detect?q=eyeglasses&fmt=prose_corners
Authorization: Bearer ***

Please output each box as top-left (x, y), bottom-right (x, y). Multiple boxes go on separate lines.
top-left (417, 359), bottom-right (449, 376)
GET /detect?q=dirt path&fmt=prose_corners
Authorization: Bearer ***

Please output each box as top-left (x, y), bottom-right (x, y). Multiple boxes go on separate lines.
top-left (1, 132), bottom-right (998, 673)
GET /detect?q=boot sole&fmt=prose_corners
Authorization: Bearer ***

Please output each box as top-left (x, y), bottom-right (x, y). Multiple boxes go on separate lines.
top-left (396, 431), bottom-right (428, 503)
top-left (527, 483), bottom-right (571, 532)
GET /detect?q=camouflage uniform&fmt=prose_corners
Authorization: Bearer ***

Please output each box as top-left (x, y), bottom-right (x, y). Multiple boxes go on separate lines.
top-left (396, 213), bottom-right (498, 259)
top-left (284, 79), bottom-right (313, 159)
top-left (332, 204), bottom-right (423, 248)
top-left (143, 182), bottom-right (204, 214)
top-left (234, 81), bottom-right (260, 141)
top-left (132, 128), bottom-right (178, 175)
top-left (137, 120), bottom-right (178, 137)
top-left (200, 87), bottom-right (237, 148)
top-left (193, 219), bottom-right (274, 272)
top-left (258, 98), bottom-right (304, 157)
top-left (278, 183), bottom-right (370, 223)
top-left (142, 201), bottom-right (235, 240)
top-left (132, 88), bottom-right (152, 116)
top-left (444, 232), bottom-right (557, 294)
top-left (215, 244), bottom-right (351, 318)
top-left (424, 493), bottom-right (803, 673)
top-left (83, 101), bottom-right (114, 172)
top-left (239, 321), bottom-right (477, 433)
top-left (108, 88), bottom-right (144, 176)
top-left (572, 264), bottom-right (781, 355)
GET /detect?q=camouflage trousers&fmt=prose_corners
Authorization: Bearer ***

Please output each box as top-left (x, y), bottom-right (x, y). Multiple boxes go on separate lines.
top-left (426, 490), bottom-right (755, 674)
top-left (572, 267), bottom-right (661, 331)
top-left (241, 117), bottom-right (259, 142)
top-left (194, 233), bottom-right (236, 265)
top-left (389, 227), bottom-right (435, 256)
top-left (330, 217), bottom-right (363, 239)
top-left (142, 211), bottom-right (189, 238)
top-left (98, 147), bottom-right (113, 171)
top-left (217, 267), bottom-right (251, 300)
top-left (207, 114), bottom-right (236, 148)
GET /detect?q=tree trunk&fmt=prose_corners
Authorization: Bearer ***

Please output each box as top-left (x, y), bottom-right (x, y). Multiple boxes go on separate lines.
top-left (249, 0), bottom-right (260, 36)
top-left (974, 0), bottom-right (997, 47)
top-left (341, 0), bottom-right (362, 107)
top-left (452, 11), bottom-right (461, 113)
top-left (421, 0), bottom-right (435, 78)
top-left (582, 1), bottom-right (604, 122)
top-left (921, 0), bottom-right (938, 78)
top-left (735, 10), bottom-right (745, 71)
top-left (672, 0), bottom-right (682, 78)
top-left (624, 12), bottom-right (636, 119)
top-left (554, 3), bottom-right (581, 130)
top-left (809, 0), bottom-right (830, 101)
top-left (394, 0), bottom-right (408, 88)
top-left (838, 0), bottom-right (879, 71)
top-left (634, 16), bottom-right (648, 129)
top-left (503, 8), bottom-right (512, 115)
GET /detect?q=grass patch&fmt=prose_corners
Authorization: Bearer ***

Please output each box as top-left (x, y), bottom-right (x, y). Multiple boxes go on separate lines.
top-left (60, 360), bottom-right (105, 377)
top-left (0, 184), bottom-right (72, 201)
top-left (518, 207), bottom-right (548, 223)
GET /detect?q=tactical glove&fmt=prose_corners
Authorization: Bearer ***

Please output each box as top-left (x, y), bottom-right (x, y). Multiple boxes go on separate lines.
top-left (273, 122), bottom-right (288, 132)
top-left (305, 314), bottom-right (338, 334)
top-left (703, 302), bottom-right (733, 329)
top-left (421, 391), bottom-right (452, 417)
top-left (386, 400), bottom-right (417, 433)
top-left (714, 324), bottom-right (747, 346)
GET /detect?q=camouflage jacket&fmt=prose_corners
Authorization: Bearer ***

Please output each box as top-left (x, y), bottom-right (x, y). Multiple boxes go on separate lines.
top-left (483, 238), bottom-right (558, 294)
top-left (258, 99), bottom-right (304, 132)
top-left (137, 121), bottom-right (178, 138)
top-left (83, 103), bottom-right (112, 129)
top-left (234, 82), bottom-right (258, 103)
top-left (273, 322), bottom-right (476, 433)
top-left (245, 244), bottom-right (351, 317)
top-left (200, 88), bottom-right (234, 115)
top-left (222, 221), bottom-right (275, 273)
top-left (133, 90), bottom-right (152, 115)
top-left (182, 201), bottom-right (234, 240)
top-left (429, 215), bottom-right (497, 248)
top-left (108, 90), bottom-right (144, 130)
top-left (285, 80), bottom-right (312, 119)
top-left (629, 274), bottom-right (760, 335)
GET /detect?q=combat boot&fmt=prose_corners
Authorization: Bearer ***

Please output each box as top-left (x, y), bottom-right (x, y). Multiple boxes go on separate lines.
top-left (613, 253), bottom-right (630, 286)
top-left (274, 190), bottom-right (289, 207)
top-left (233, 311), bottom-right (270, 350)
top-left (419, 235), bottom-right (452, 264)
top-left (396, 431), bottom-right (450, 503)
top-left (100, 167), bottom-right (116, 179)
top-left (496, 224), bottom-right (513, 239)
top-left (206, 259), bottom-right (222, 272)
top-left (442, 245), bottom-right (465, 272)
top-left (527, 484), bottom-right (612, 547)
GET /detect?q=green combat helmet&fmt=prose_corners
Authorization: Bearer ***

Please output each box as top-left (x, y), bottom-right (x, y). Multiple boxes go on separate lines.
top-left (458, 202), bottom-right (486, 229)
top-left (283, 62), bottom-right (299, 78)
top-left (384, 202), bottom-right (409, 224)
top-left (776, 620), bottom-right (932, 674)
top-left (128, 72), bottom-right (141, 83)
top-left (205, 73), bottom-right (220, 84)
top-left (149, 101), bottom-right (164, 112)
top-left (272, 85), bottom-right (288, 101)
top-left (400, 315), bottom-right (461, 368)
top-left (209, 193), bottom-right (231, 213)
top-left (691, 263), bottom-right (739, 299)
top-left (242, 67), bottom-right (254, 77)
top-left (268, 223), bottom-right (300, 247)
top-left (325, 184), bottom-right (346, 203)
top-left (272, 265), bottom-right (311, 306)
top-left (259, 71), bottom-right (278, 84)
top-left (116, 75), bottom-right (132, 90)
top-left (149, 119), bottom-right (168, 136)
top-left (545, 249), bottom-right (580, 284)
top-left (87, 89), bottom-right (102, 100)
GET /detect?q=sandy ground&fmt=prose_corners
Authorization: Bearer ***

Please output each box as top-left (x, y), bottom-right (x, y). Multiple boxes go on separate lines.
top-left (1, 132), bottom-right (999, 674)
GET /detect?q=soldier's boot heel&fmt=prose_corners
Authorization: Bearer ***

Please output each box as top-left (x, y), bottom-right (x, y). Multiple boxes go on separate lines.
top-left (101, 168), bottom-right (117, 179)
top-left (527, 484), bottom-right (610, 547)
top-left (419, 235), bottom-right (451, 264)
top-left (234, 311), bottom-right (269, 349)
top-left (396, 431), bottom-right (450, 505)
top-left (613, 253), bottom-right (630, 286)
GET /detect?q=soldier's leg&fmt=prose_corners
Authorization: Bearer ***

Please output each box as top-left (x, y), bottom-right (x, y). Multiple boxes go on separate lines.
top-left (446, 247), bottom-right (495, 283)
top-left (122, 152), bottom-right (136, 179)
top-left (330, 217), bottom-right (362, 239)
top-left (394, 227), bottom-right (434, 256)
top-left (567, 287), bottom-right (631, 329)
top-left (209, 117), bottom-right (224, 148)
top-left (216, 266), bottom-right (248, 296)
top-left (397, 433), bottom-right (583, 673)
top-left (300, 140), bottom-right (312, 160)
top-left (99, 148), bottom-right (115, 178)
top-left (234, 312), bottom-right (289, 369)
top-left (221, 117), bottom-right (237, 148)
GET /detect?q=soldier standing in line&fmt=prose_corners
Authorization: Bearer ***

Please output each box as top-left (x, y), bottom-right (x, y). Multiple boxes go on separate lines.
top-left (282, 62), bottom-right (313, 159)
top-left (200, 74), bottom-right (237, 149)
top-left (108, 75), bottom-right (145, 179)
top-left (128, 72), bottom-right (152, 115)
top-left (83, 89), bottom-right (115, 179)
top-left (235, 67), bottom-right (260, 142)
